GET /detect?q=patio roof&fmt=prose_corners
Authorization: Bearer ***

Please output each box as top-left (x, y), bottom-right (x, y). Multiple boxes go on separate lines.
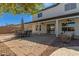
top-left (25, 12), bottom-right (79, 24)
top-left (40, 3), bottom-right (60, 11)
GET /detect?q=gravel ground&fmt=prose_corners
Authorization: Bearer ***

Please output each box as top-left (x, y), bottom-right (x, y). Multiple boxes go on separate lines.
top-left (0, 43), bottom-right (16, 56)
top-left (0, 34), bottom-right (16, 56)
top-left (41, 46), bottom-right (59, 56)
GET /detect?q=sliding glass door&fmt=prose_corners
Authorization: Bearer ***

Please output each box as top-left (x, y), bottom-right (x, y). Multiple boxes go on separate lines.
top-left (47, 24), bottom-right (55, 34)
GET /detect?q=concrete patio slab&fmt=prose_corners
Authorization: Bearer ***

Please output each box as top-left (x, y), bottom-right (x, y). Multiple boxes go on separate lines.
top-left (50, 46), bottom-right (79, 56)
top-left (4, 39), bottom-right (48, 56)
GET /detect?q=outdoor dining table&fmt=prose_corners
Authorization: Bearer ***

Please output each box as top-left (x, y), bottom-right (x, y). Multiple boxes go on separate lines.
top-left (15, 30), bottom-right (32, 38)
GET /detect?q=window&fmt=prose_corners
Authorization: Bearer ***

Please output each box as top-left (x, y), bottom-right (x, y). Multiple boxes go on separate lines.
top-left (39, 25), bottom-right (41, 31)
top-left (36, 25), bottom-right (38, 31)
top-left (38, 13), bottom-right (42, 18)
top-left (62, 27), bottom-right (74, 32)
top-left (62, 21), bottom-right (75, 32)
top-left (36, 25), bottom-right (41, 31)
top-left (65, 3), bottom-right (76, 11)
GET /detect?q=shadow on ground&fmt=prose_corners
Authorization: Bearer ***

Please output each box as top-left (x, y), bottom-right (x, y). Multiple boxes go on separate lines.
top-left (14, 34), bottom-right (64, 56)
top-left (1, 34), bottom-right (79, 56)
top-left (15, 34), bottom-right (79, 55)
top-left (63, 40), bottom-right (79, 52)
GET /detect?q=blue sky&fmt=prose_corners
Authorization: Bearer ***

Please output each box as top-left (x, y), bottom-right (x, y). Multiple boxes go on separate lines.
top-left (0, 3), bottom-right (53, 26)
top-left (0, 13), bottom-right (32, 26)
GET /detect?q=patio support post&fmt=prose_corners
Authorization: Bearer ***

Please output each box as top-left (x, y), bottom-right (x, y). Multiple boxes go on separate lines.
top-left (55, 20), bottom-right (59, 37)
top-left (38, 22), bottom-right (41, 34)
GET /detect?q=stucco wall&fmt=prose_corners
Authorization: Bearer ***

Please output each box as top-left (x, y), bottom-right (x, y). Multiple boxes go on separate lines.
top-left (74, 18), bottom-right (79, 36)
top-left (32, 20), bottom-right (56, 34)
top-left (32, 18), bottom-right (79, 39)
top-left (24, 24), bottom-right (32, 30)
top-left (57, 20), bottom-right (62, 35)
top-left (14, 23), bottom-right (32, 31)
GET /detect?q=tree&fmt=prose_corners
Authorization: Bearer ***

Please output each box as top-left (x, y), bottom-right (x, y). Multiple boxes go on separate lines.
top-left (0, 3), bottom-right (43, 15)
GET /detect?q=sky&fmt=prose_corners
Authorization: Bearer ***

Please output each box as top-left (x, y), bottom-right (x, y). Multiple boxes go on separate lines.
top-left (0, 13), bottom-right (32, 26)
top-left (0, 3), bottom-right (53, 26)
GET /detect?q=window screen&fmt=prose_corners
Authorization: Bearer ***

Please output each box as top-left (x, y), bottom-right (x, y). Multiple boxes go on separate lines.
top-left (65, 3), bottom-right (76, 11)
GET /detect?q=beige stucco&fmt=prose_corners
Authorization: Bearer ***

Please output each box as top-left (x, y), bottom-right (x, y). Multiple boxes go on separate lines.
top-left (74, 18), bottom-right (79, 35)
top-left (32, 18), bottom-right (79, 37)
top-left (24, 24), bottom-right (32, 30)
top-left (32, 20), bottom-right (56, 34)
top-left (14, 23), bottom-right (33, 31)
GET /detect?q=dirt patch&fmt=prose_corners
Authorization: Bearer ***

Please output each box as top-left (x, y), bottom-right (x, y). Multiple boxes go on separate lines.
top-left (0, 43), bottom-right (16, 56)
top-left (40, 46), bottom-right (59, 56)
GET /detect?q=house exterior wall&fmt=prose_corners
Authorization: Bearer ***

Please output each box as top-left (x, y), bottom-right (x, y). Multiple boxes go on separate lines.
top-left (32, 20), bottom-right (56, 34)
top-left (57, 18), bottom-right (79, 36)
top-left (33, 3), bottom-right (79, 21)
top-left (32, 3), bottom-right (79, 38)
top-left (55, 19), bottom-right (62, 36)
top-left (32, 18), bottom-right (79, 37)
top-left (24, 24), bottom-right (32, 30)
top-left (14, 23), bottom-right (33, 31)
top-left (74, 18), bottom-right (79, 35)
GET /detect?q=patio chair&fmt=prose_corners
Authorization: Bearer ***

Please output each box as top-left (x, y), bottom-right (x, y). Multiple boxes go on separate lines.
top-left (58, 32), bottom-right (73, 43)
top-left (15, 30), bottom-right (32, 38)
